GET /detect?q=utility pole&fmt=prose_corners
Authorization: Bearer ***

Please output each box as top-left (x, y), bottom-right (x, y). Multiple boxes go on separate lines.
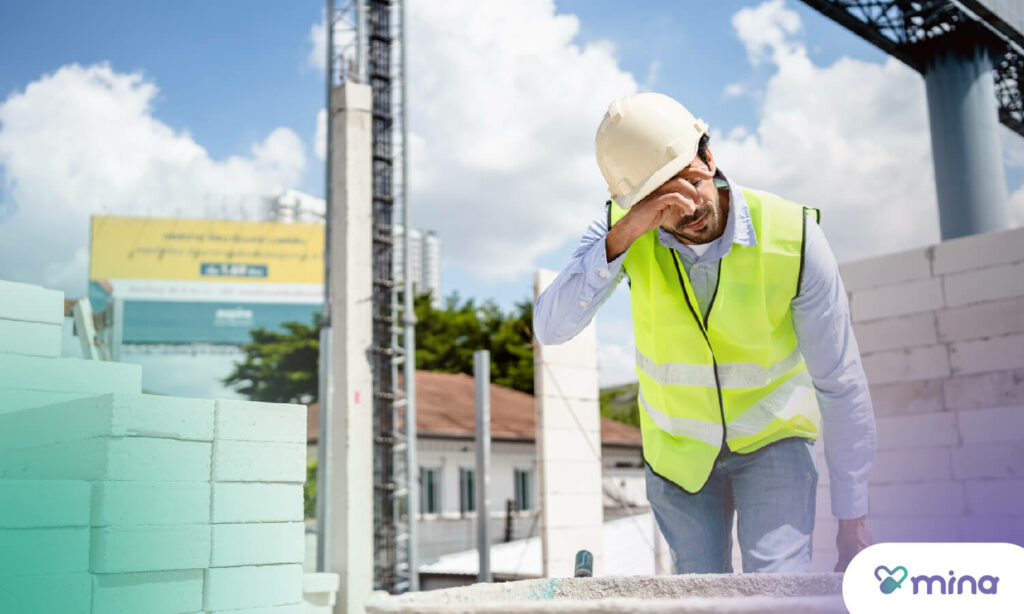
top-left (474, 350), bottom-right (492, 583)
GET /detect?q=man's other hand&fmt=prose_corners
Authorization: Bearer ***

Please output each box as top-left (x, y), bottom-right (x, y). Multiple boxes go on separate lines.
top-left (834, 516), bottom-right (872, 572)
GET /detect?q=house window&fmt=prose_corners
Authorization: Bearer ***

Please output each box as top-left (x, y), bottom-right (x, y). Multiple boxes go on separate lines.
top-left (420, 467), bottom-right (441, 514)
top-left (514, 468), bottom-right (532, 511)
top-left (459, 468), bottom-right (475, 514)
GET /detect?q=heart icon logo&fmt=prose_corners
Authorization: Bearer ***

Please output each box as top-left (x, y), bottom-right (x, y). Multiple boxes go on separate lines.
top-left (874, 565), bottom-right (909, 595)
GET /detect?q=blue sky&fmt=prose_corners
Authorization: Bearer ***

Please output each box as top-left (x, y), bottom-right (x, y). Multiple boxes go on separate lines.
top-left (2, 0), bottom-right (1022, 395)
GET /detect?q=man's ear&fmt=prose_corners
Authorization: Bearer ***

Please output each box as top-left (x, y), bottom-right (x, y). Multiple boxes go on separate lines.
top-left (705, 146), bottom-right (716, 174)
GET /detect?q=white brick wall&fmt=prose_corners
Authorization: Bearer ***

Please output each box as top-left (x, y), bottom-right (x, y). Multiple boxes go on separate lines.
top-left (828, 227), bottom-right (1024, 565)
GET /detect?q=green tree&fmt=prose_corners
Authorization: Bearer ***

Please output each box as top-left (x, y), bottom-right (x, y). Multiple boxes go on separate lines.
top-left (223, 293), bottom-right (536, 399)
top-left (222, 314), bottom-right (319, 403)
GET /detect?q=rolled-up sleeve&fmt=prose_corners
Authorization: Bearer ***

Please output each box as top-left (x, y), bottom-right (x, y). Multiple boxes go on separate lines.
top-left (533, 213), bottom-right (627, 345)
top-left (791, 218), bottom-right (877, 519)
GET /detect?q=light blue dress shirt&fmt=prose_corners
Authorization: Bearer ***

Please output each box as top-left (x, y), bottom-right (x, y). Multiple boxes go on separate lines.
top-left (534, 173), bottom-right (876, 519)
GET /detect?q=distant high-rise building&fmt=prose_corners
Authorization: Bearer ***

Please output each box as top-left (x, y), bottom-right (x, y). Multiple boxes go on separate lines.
top-left (264, 190), bottom-right (442, 306)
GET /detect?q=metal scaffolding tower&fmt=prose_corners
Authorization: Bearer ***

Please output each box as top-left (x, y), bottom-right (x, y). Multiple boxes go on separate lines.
top-left (323, 0), bottom-right (416, 594)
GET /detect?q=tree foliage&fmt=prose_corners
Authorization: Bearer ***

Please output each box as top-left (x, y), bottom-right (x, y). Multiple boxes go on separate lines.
top-left (223, 292), bottom-right (535, 400)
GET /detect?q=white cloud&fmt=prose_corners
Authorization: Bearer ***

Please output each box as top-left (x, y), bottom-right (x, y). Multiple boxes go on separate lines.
top-left (308, 16), bottom-right (327, 72)
top-left (722, 82), bottom-right (747, 98)
top-left (732, 0), bottom-right (802, 67)
top-left (714, 1), bottom-right (940, 262)
top-left (641, 59), bottom-right (661, 92)
top-left (597, 341), bottom-right (637, 387)
top-left (0, 63), bottom-right (305, 296)
top-left (396, 0), bottom-right (636, 279)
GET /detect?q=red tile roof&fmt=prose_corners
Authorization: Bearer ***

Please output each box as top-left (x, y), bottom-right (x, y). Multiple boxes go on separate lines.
top-left (307, 370), bottom-right (640, 447)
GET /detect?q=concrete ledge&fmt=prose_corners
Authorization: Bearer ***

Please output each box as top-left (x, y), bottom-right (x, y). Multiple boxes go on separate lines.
top-left (365, 575), bottom-right (844, 614)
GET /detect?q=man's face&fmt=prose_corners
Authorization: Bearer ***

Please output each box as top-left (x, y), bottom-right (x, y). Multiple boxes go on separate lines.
top-left (653, 149), bottom-right (724, 244)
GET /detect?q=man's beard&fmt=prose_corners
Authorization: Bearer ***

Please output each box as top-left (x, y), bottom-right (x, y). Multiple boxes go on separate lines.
top-left (667, 194), bottom-right (722, 244)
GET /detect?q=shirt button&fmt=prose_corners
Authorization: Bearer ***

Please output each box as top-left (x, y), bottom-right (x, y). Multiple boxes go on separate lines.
top-left (598, 269), bottom-right (608, 278)
top-left (578, 300), bottom-right (587, 307)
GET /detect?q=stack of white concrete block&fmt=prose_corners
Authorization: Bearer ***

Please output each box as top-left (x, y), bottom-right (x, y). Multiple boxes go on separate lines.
top-left (0, 279), bottom-right (307, 613)
top-left (809, 226), bottom-right (1024, 569)
top-left (533, 270), bottom-right (605, 578)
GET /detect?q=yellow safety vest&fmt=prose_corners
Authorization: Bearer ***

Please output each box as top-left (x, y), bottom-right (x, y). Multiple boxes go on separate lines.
top-left (610, 188), bottom-right (822, 492)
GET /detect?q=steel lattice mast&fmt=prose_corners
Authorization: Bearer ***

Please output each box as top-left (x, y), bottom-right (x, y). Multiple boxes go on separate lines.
top-left (322, 0), bottom-right (416, 594)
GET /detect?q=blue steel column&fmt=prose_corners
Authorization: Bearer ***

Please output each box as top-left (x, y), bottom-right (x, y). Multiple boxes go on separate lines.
top-left (924, 41), bottom-right (1010, 239)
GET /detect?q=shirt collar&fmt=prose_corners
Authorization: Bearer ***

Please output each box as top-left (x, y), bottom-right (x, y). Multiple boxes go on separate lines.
top-left (656, 168), bottom-right (758, 261)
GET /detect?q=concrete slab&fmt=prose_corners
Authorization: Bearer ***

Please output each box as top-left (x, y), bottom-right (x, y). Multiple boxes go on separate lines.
top-left (0, 393), bottom-right (214, 450)
top-left (90, 525), bottom-right (211, 573)
top-left (365, 574), bottom-right (845, 613)
top-left (203, 564), bottom-right (304, 611)
top-left (215, 399), bottom-right (306, 443)
top-left (0, 527), bottom-right (90, 575)
top-left (0, 318), bottom-right (61, 357)
top-left (91, 482), bottom-right (211, 526)
top-left (211, 483), bottom-right (304, 523)
top-left (0, 572), bottom-right (91, 614)
top-left (0, 279), bottom-right (65, 324)
top-left (210, 522), bottom-right (305, 567)
top-left (212, 439), bottom-right (306, 482)
top-left (0, 480), bottom-right (90, 528)
top-left (0, 437), bottom-right (211, 481)
top-left (91, 569), bottom-right (204, 614)
top-left (0, 353), bottom-right (141, 395)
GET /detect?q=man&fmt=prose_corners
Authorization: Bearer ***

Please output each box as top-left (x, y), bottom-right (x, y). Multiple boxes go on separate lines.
top-left (534, 92), bottom-right (876, 574)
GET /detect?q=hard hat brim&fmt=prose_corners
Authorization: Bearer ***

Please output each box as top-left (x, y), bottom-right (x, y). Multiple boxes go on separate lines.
top-left (612, 147), bottom-right (697, 210)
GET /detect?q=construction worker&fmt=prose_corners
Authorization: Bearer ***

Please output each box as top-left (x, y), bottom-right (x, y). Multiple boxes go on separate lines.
top-left (534, 92), bottom-right (876, 573)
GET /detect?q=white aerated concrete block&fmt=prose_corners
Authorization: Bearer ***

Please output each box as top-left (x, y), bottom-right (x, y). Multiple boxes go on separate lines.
top-left (215, 399), bottom-right (306, 443)
top-left (861, 345), bottom-right (950, 384)
top-left (91, 569), bottom-right (204, 614)
top-left (0, 353), bottom-right (141, 395)
top-left (0, 437), bottom-right (211, 482)
top-left (0, 279), bottom-right (64, 324)
top-left (535, 363), bottom-right (600, 401)
top-left (950, 333), bottom-right (1024, 375)
top-left (0, 389), bottom-right (91, 415)
top-left (211, 483), bottom-right (304, 523)
top-left (0, 394), bottom-right (214, 451)
top-left (536, 329), bottom-right (598, 368)
top-left (872, 447), bottom-right (952, 483)
top-left (212, 440), bottom-right (306, 482)
top-left (541, 460), bottom-right (603, 495)
top-left (869, 481), bottom-right (965, 516)
top-left (867, 515), bottom-right (962, 542)
top-left (943, 369), bottom-right (1024, 410)
top-left (850, 278), bottom-right (944, 322)
top-left (90, 525), bottom-right (211, 573)
top-left (208, 605), bottom-right (304, 614)
top-left (541, 494), bottom-right (604, 530)
top-left (937, 296), bottom-right (1024, 342)
top-left (956, 406), bottom-right (1024, 444)
top-left (952, 442), bottom-right (1024, 479)
top-left (839, 247), bottom-right (932, 292)
top-left (868, 379), bottom-right (944, 416)
top-left (91, 482), bottom-right (211, 526)
top-left (876, 413), bottom-right (958, 450)
top-left (965, 479), bottom-right (1024, 515)
top-left (931, 226), bottom-right (1024, 275)
top-left (943, 261), bottom-right (1024, 308)
top-left (0, 527), bottom-right (90, 575)
top-left (853, 312), bottom-right (937, 354)
top-left (535, 395), bottom-right (605, 431)
top-left (0, 318), bottom-right (61, 357)
top-left (536, 428), bottom-right (604, 462)
top-left (203, 564), bottom-right (304, 611)
top-left (210, 522), bottom-right (305, 567)
top-left (0, 573), bottom-right (91, 614)
top-left (0, 480), bottom-right (90, 528)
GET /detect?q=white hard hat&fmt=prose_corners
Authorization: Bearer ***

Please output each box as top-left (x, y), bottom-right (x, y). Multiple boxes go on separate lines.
top-left (595, 92), bottom-right (710, 209)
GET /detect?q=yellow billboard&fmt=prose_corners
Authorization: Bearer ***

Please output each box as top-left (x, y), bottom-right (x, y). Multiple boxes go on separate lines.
top-left (90, 215), bottom-right (324, 284)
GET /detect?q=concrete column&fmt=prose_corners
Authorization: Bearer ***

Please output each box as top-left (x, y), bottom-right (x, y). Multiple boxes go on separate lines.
top-left (322, 81), bottom-right (375, 614)
top-left (924, 39), bottom-right (1009, 239)
top-left (533, 269), bottom-right (604, 578)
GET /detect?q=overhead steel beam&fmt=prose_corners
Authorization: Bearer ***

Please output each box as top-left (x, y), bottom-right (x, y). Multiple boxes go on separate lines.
top-left (799, 0), bottom-right (1024, 138)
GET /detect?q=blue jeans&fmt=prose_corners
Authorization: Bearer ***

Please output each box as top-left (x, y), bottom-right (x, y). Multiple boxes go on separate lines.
top-left (645, 436), bottom-right (818, 573)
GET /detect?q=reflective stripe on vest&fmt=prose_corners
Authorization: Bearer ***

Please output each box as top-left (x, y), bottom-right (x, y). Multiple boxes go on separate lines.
top-left (612, 187), bottom-right (822, 493)
top-left (636, 345), bottom-right (804, 389)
